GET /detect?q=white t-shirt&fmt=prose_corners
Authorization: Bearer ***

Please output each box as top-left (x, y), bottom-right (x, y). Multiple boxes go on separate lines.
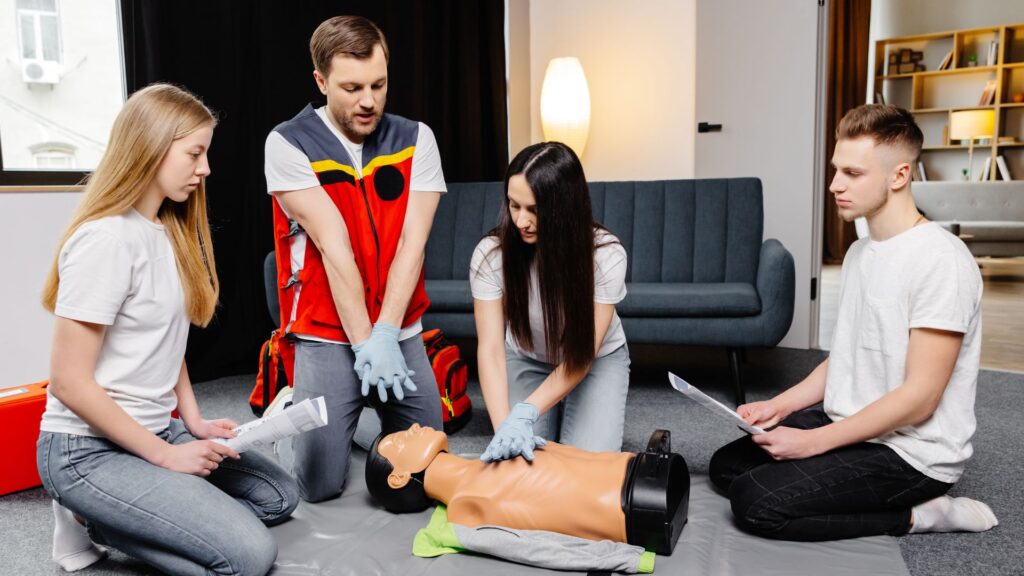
top-left (40, 209), bottom-right (189, 437)
top-left (264, 107), bottom-right (446, 343)
top-left (825, 222), bottom-right (983, 483)
top-left (469, 231), bottom-right (628, 363)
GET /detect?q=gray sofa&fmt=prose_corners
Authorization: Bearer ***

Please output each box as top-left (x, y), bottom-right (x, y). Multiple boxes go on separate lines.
top-left (422, 178), bottom-right (795, 404)
top-left (912, 182), bottom-right (1024, 257)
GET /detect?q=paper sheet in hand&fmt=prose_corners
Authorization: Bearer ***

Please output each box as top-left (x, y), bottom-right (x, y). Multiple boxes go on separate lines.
top-left (215, 396), bottom-right (328, 453)
top-left (667, 373), bottom-right (764, 434)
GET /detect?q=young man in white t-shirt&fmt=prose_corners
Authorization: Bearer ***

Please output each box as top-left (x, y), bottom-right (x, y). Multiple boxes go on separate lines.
top-left (263, 16), bottom-right (445, 502)
top-left (709, 104), bottom-right (998, 541)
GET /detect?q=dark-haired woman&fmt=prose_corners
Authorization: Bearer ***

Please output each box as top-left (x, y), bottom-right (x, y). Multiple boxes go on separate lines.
top-left (471, 142), bottom-right (629, 463)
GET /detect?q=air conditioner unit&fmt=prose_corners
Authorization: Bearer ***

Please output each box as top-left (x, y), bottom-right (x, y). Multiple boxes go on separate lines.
top-left (22, 59), bottom-right (61, 85)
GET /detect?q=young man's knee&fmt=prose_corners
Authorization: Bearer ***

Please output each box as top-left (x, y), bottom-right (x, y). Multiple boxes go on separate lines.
top-left (728, 473), bottom-right (788, 537)
top-left (708, 448), bottom-right (733, 492)
top-left (708, 444), bottom-right (751, 493)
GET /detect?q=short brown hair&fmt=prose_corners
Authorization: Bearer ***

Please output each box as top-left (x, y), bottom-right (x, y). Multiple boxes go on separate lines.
top-left (837, 104), bottom-right (923, 161)
top-left (310, 16), bottom-right (389, 76)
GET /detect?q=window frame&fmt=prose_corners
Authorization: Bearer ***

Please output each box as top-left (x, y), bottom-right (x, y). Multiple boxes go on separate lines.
top-left (16, 0), bottom-right (63, 64)
top-left (0, 0), bottom-right (133, 188)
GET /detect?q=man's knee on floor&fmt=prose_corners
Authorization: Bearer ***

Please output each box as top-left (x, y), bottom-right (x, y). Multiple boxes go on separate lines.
top-left (294, 452), bottom-right (350, 503)
top-left (298, 483), bottom-right (344, 504)
top-left (728, 472), bottom-right (789, 537)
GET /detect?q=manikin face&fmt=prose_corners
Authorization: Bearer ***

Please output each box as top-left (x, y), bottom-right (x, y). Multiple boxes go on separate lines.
top-left (829, 136), bottom-right (907, 223)
top-left (314, 44), bottom-right (388, 144)
top-left (150, 124), bottom-right (213, 204)
top-left (507, 174), bottom-right (538, 244)
top-left (378, 424), bottom-right (448, 489)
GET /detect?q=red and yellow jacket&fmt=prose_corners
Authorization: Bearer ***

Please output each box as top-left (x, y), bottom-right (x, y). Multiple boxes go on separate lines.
top-left (271, 106), bottom-right (430, 343)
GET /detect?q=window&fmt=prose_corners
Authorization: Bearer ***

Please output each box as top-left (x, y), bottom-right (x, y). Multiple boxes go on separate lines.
top-left (30, 142), bottom-right (76, 169)
top-left (17, 0), bottom-right (62, 63)
top-left (1, 0), bottom-right (124, 186)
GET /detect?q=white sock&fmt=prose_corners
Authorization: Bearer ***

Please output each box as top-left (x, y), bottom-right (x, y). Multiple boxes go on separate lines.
top-left (910, 495), bottom-right (999, 534)
top-left (52, 501), bottom-right (105, 571)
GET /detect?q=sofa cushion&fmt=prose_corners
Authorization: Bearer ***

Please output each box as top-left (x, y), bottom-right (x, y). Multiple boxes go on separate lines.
top-left (426, 280), bottom-right (474, 312)
top-left (618, 283), bottom-right (761, 318)
top-left (956, 221), bottom-right (1024, 242)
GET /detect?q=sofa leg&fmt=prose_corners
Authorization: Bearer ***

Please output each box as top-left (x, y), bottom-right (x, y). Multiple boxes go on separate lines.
top-left (727, 348), bottom-right (746, 406)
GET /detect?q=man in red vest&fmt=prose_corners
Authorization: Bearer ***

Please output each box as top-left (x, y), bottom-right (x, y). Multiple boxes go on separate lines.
top-left (264, 15), bottom-right (445, 502)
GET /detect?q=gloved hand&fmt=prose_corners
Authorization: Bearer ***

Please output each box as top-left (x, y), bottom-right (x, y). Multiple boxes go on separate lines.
top-left (480, 402), bottom-right (547, 463)
top-left (352, 322), bottom-right (416, 402)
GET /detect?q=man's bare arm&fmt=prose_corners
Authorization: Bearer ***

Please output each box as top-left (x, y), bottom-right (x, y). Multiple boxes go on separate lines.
top-left (377, 190), bottom-right (442, 326)
top-left (274, 186), bottom-right (372, 343)
top-left (753, 328), bottom-right (962, 460)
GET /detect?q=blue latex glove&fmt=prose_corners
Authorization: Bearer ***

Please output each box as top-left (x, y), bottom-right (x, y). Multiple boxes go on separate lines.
top-left (352, 322), bottom-right (416, 402)
top-left (480, 402), bottom-right (547, 462)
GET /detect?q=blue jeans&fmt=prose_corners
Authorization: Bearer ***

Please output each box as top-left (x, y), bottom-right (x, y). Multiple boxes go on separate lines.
top-left (506, 344), bottom-right (630, 452)
top-left (709, 408), bottom-right (952, 541)
top-left (290, 337), bottom-right (442, 502)
top-left (36, 419), bottom-right (299, 576)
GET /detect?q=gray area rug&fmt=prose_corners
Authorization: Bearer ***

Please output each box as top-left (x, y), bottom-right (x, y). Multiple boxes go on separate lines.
top-left (1, 346), bottom-right (1020, 575)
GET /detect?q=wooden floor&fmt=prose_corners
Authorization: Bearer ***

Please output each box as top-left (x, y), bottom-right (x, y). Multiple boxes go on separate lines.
top-left (819, 257), bottom-right (1024, 373)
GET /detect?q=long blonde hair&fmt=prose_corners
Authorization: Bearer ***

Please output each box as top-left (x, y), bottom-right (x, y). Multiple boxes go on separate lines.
top-left (41, 83), bottom-right (220, 326)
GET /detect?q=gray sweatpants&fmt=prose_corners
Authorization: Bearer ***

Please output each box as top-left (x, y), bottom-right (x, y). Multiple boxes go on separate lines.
top-left (290, 337), bottom-right (442, 502)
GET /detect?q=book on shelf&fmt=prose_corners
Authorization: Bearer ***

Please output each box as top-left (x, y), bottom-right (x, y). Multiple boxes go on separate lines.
top-left (937, 50), bottom-right (953, 71)
top-left (978, 80), bottom-right (997, 106)
top-left (996, 155), bottom-right (1013, 181)
top-left (977, 157), bottom-right (991, 181)
top-left (987, 40), bottom-right (999, 66)
top-left (917, 161), bottom-right (928, 182)
top-left (897, 62), bottom-right (917, 74)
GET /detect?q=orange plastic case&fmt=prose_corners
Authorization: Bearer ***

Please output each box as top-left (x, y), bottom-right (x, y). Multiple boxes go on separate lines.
top-left (0, 381), bottom-right (48, 495)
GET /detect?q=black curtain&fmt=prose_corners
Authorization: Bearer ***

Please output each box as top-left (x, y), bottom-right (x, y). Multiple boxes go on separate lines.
top-left (122, 0), bottom-right (508, 382)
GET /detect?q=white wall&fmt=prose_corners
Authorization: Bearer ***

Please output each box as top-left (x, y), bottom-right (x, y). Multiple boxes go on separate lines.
top-left (513, 0), bottom-right (696, 180)
top-left (0, 191), bottom-right (80, 387)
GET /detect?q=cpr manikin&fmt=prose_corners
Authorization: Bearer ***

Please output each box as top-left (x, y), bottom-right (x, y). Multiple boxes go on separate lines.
top-left (366, 424), bottom-right (690, 555)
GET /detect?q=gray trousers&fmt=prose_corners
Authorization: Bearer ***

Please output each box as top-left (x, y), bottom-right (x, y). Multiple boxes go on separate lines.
top-left (291, 337), bottom-right (442, 502)
top-left (506, 344), bottom-right (630, 452)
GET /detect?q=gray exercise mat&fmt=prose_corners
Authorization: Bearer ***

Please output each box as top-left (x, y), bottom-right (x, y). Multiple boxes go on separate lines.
top-left (270, 451), bottom-right (909, 576)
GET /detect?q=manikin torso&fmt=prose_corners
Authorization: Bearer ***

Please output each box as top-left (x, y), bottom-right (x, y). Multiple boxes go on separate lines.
top-left (423, 443), bottom-right (633, 542)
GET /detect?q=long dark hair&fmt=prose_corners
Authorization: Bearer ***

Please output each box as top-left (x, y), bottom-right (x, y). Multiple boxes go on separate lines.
top-left (494, 142), bottom-right (599, 374)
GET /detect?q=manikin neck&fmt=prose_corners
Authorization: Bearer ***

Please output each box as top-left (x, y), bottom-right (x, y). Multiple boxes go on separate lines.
top-left (422, 452), bottom-right (481, 504)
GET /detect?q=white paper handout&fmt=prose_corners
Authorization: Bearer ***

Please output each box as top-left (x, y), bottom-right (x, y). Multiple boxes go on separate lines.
top-left (667, 372), bottom-right (765, 435)
top-left (214, 396), bottom-right (329, 453)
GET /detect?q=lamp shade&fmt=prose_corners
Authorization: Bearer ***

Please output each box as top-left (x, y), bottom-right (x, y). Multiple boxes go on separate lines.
top-left (949, 109), bottom-right (995, 141)
top-left (540, 57), bottom-right (591, 157)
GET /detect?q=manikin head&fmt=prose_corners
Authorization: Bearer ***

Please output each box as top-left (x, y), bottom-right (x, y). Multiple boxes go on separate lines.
top-left (366, 424), bottom-right (448, 512)
top-left (829, 104), bottom-right (923, 224)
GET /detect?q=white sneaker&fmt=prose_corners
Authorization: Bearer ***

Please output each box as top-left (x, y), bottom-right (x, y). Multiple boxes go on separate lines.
top-left (264, 386), bottom-right (294, 418)
top-left (266, 388), bottom-right (295, 470)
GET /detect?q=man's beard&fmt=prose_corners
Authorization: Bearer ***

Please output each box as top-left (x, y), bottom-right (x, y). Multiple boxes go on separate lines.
top-left (839, 185), bottom-right (888, 222)
top-left (342, 109), bottom-right (382, 137)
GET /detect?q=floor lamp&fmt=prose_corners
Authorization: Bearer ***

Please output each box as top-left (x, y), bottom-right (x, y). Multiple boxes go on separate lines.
top-left (949, 110), bottom-right (995, 181)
